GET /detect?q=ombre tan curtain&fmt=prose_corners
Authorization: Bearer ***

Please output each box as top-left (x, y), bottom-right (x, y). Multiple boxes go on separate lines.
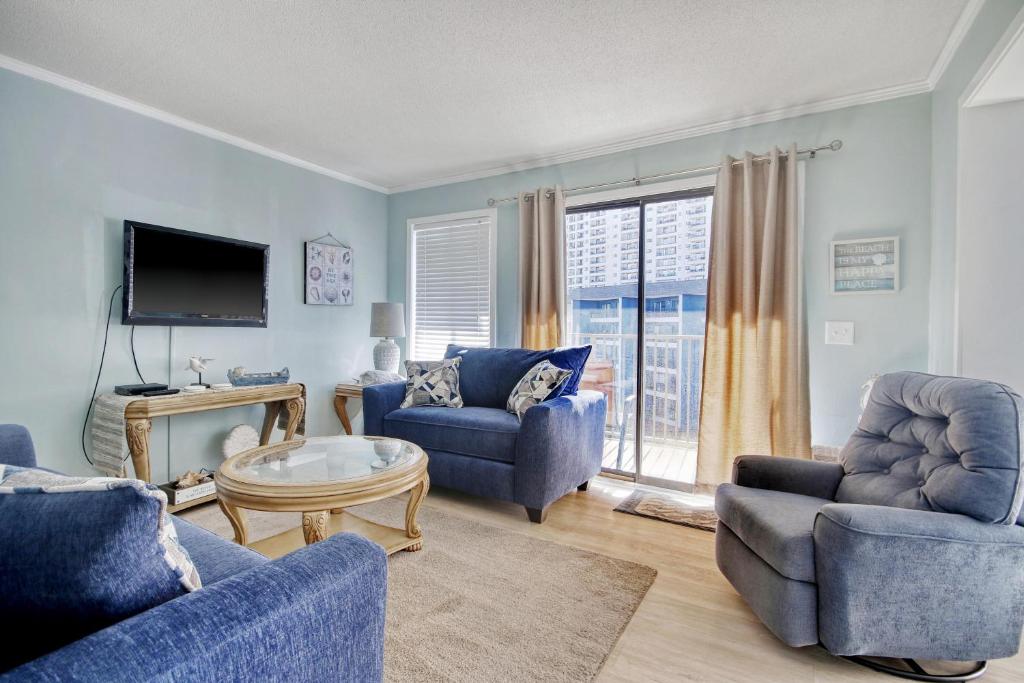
top-left (519, 186), bottom-right (566, 349)
top-left (697, 145), bottom-right (810, 488)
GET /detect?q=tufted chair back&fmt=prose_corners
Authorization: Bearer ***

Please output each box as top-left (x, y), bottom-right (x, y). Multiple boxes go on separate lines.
top-left (835, 372), bottom-right (1024, 525)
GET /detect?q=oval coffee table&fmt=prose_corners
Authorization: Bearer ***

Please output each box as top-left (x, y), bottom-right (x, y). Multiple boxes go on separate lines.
top-left (215, 435), bottom-right (429, 557)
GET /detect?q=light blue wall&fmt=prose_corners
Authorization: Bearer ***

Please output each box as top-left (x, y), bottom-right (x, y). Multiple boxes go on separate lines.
top-left (0, 68), bottom-right (388, 479)
top-left (928, 0), bottom-right (1024, 374)
top-left (388, 95), bottom-right (935, 446)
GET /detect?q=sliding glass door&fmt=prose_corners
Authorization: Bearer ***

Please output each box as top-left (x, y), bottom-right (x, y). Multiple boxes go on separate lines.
top-left (566, 188), bottom-right (713, 490)
top-left (565, 205), bottom-right (641, 475)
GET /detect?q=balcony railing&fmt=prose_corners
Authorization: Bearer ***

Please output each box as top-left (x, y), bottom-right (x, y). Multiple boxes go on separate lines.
top-left (567, 331), bottom-right (704, 445)
top-left (569, 331), bottom-right (704, 483)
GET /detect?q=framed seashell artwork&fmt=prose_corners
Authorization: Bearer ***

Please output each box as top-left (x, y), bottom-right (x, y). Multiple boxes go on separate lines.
top-left (305, 233), bottom-right (353, 305)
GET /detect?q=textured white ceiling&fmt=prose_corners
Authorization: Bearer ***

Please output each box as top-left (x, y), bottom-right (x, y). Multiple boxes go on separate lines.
top-left (0, 0), bottom-right (969, 191)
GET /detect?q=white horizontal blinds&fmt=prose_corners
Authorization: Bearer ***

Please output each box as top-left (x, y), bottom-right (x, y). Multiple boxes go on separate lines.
top-left (410, 216), bottom-right (493, 360)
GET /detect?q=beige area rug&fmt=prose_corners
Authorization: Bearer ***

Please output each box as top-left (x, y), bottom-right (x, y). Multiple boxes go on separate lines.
top-left (614, 490), bottom-right (718, 531)
top-left (181, 498), bottom-right (657, 682)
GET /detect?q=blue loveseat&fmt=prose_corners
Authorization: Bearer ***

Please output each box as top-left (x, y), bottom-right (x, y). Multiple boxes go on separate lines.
top-left (0, 424), bottom-right (387, 682)
top-left (364, 345), bottom-right (607, 523)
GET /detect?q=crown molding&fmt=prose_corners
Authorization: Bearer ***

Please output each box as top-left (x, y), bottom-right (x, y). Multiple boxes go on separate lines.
top-left (385, 1), bottom-right (986, 194)
top-left (927, 0), bottom-right (985, 88)
top-left (388, 78), bottom-right (932, 193)
top-left (2, 0), bottom-right (985, 198)
top-left (0, 54), bottom-right (389, 194)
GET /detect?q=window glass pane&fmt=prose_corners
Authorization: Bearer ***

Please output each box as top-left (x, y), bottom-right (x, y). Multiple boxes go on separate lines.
top-left (640, 194), bottom-right (712, 485)
top-left (565, 206), bottom-right (641, 475)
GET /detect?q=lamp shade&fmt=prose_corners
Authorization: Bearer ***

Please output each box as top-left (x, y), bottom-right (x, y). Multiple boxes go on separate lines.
top-left (370, 302), bottom-right (406, 338)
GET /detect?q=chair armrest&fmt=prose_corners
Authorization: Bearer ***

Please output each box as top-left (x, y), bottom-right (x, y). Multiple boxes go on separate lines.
top-left (731, 455), bottom-right (844, 500)
top-left (814, 503), bottom-right (1024, 660)
top-left (5, 533), bottom-right (387, 683)
top-left (362, 381), bottom-right (407, 436)
top-left (515, 390), bottom-right (606, 510)
top-left (0, 424), bottom-right (37, 468)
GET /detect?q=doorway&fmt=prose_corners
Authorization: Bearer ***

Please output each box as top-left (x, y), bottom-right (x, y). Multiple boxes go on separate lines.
top-left (565, 187), bottom-right (714, 491)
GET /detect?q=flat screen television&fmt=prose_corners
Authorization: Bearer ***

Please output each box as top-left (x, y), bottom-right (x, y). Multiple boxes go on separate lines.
top-left (122, 221), bottom-right (269, 327)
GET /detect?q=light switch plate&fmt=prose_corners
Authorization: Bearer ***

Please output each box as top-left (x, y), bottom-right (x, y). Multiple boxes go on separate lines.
top-left (825, 320), bottom-right (855, 345)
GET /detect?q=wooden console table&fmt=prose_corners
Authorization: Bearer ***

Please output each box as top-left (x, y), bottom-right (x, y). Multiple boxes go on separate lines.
top-left (333, 383), bottom-right (364, 435)
top-left (123, 383), bottom-right (305, 485)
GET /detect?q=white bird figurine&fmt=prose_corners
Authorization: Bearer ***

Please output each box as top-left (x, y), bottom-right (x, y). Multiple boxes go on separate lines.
top-left (186, 355), bottom-right (214, 386)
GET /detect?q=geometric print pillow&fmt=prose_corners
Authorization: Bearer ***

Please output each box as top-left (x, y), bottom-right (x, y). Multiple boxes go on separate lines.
top-left (506, 360), bottom-right (573, 420)
top-left (400, 357), bottom-right (464, 408)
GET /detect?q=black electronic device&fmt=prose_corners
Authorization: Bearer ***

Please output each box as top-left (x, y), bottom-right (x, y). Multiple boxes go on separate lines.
top-left (114, 382), bottom-right (169, 396)
top-left (141, 388), bottom-right (180, 397)
top-left (122, 220), bottom-right (270, 328)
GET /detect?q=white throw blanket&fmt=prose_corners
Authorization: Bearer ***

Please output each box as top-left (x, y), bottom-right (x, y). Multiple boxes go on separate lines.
top-left (89, 393), bottom-right (137, 477)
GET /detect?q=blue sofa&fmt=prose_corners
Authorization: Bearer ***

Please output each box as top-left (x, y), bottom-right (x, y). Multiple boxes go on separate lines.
top-left (364, 345), bottom-right (607, 523)
top-left (715, 372), bottom-right (1024, 681)
top-left (0, 424), bottom-right (387, 682)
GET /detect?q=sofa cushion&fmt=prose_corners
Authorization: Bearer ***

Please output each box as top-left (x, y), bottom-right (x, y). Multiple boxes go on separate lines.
top-left (425, 449), bottom-right (517, 502)
top-left (173, 517), bottom-right (268, 585)
top-left (0, 466), bottom-right (201, 670)
top-left (384, 406), bottom-right (520, 463)
top-left (836, 372), bottom-right (1024, 525)
top-left (445, 345), bottom-right (591, 408)
top-left (716, 522), bottom-right (819, 647)
top-left (715, 483), bottom-right (829, 583)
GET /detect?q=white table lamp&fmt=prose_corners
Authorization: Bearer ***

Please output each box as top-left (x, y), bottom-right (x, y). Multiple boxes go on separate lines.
top-left (370, 302), bottom-right (405, 373)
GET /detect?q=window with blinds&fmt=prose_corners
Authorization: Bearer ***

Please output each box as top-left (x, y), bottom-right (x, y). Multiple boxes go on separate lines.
top-left (407, 210), bottom-right (496, 360)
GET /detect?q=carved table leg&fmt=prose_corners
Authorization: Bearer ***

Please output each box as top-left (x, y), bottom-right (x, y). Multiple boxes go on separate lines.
top-left (302, 510), bottom-right (329, 544)
top-left (283, 396), bottom-right (305, 441)
top-left (125, 418), bottom-right (153, 482)
top-left (334, 395), bottom-right (353, 435)
top-left (219, 500), bottom-right (249, 546)
top-left (404, 473), bottom-right (430, 552)
top-left (260, 402), bottom-right (282, 445)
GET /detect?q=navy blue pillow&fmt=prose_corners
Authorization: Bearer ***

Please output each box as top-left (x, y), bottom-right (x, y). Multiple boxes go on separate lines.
top-left (0, 467), bottom-right (200, 670)
top-left (547, 345), bottom-right (592, 397)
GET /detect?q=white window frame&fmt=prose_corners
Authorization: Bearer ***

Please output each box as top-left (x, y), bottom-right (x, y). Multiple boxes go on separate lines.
top-left (406, 208), bottom-right (498, 360)
top-left (565, 175), bottom-right (717, 209)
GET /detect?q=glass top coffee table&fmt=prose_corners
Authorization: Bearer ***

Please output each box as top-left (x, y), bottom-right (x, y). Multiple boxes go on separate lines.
top-left (215, 435), bottom-right (429, 556)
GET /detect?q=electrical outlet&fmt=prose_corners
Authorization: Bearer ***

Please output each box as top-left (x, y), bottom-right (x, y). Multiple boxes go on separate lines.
top-left (825, 321), bottom-right (855, 345)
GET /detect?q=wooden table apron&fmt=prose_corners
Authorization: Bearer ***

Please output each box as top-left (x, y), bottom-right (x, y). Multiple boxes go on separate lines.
top-left (122, 383), bottom-right (306, 483)
top-left (214, 439), bottom-right (430, 550)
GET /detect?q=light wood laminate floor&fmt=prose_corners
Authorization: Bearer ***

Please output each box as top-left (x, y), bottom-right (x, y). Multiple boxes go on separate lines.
top-left (600, 437), bottom-right (697, 484)
top-left (419, 476), bottom-right (1024, 682)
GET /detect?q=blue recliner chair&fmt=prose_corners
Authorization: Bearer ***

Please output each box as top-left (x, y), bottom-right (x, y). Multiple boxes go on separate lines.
top-left (363, 345), bottom-right (607, 523)
top-left (715, 372), bottom-right (1024, 681)
top-left (0, 425), bottom-right (387, 681)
